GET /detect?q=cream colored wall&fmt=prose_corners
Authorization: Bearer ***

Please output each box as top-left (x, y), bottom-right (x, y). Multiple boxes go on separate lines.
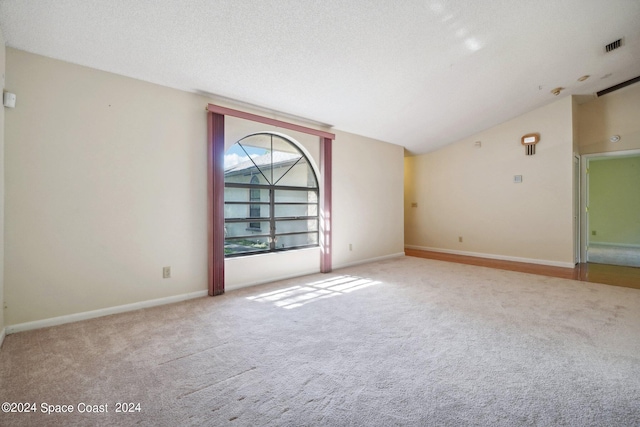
top-left (405, 97), bottom-right (575, 266)
top-left (0, 27), bottom-right (6, 338)
top-left (5, 49), bottom-right (209, 325)
top-left (4, 48), bottom-right (405, 326)
top-left (578, 82), bottom-right (640, 154)
top-left (332, 130), bottom-right (405, 267)
top-left (572, 97), bottom-right (580, 154)
top-left (571, 97), bottom-right (580, 263)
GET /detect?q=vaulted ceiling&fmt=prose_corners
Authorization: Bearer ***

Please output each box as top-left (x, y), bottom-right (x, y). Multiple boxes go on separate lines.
top-left (1, 0), bottom-right (639, 154)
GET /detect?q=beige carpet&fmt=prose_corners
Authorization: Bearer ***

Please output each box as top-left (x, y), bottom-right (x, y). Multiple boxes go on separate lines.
top-left (1, 256), bottom-right (639, 426)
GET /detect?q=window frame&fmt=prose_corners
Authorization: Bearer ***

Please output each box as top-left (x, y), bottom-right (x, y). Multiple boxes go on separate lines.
top-left (224, 133), bottom-right (320, 258)
top-left (207, 103), bottom-right (334, 296)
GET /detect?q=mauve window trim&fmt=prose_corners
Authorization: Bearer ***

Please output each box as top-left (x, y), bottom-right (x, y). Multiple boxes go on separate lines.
top-left (207, 104), bottom-right (334, 296)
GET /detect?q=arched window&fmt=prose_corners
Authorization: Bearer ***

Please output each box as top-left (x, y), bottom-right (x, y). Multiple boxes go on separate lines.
top-left (224, 133), bottom-right (319, 257)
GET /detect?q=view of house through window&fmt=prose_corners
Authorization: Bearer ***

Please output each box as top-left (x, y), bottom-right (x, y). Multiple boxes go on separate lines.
top-left (224, 133), bottom-right (319, 257)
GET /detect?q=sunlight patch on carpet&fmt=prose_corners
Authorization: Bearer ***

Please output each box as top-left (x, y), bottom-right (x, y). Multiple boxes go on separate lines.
top-left (246, 275), bottom-right (380, 309)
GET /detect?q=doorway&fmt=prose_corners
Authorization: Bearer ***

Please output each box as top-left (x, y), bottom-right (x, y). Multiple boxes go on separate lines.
top-left (583, 150), bottom-right (640, 267)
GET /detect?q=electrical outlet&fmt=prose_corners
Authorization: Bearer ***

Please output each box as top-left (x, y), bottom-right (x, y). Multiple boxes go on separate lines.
top-left (411, 202), bottom-right (418, 208)
top-left (349, 244), bottom-right (353, 251)
top-left (163, 266), bottom-right (171, 279)
top-left (458, 236), bottom-right (463, 243)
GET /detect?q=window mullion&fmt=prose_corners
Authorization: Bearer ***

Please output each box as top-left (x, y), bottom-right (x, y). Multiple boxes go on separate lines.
top-left (270, 187), bottom-right (276, 250)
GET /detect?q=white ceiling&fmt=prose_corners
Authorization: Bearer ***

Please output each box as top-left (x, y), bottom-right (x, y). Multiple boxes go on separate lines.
top-left (1, 0), bottom-right (639, 154)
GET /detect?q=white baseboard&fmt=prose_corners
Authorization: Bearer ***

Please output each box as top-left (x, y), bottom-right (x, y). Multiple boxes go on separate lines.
top-left (333, 252), bottom-right (406, 270)
top-left (0, 327), bottom-right (5, 349)
top-left (6, 290), bottom-right (208, 335)
top-left (405, 245), bottom-right (575, 269)
top-left (589, 242), bottom-right (640, 249)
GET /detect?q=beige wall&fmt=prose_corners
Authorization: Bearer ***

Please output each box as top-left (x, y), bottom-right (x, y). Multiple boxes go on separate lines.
top-left (4, 48), bottom-right (405, 326)
top-left (405, 97), bottom-right (575, 266)
top-left (578, 82), bottom-right (640, 154)
top-left (5, 49), bottom-right (209, 325)
top-left (332, 129), bottom-right (405, 268)
top-left (572, 97), bottom-right (579, 154)
top-left (0, 27), bottom-right (5, 339)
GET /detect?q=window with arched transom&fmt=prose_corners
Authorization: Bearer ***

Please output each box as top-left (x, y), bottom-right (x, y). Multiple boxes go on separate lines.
top-left (224, 133), bottom-right (319, 257)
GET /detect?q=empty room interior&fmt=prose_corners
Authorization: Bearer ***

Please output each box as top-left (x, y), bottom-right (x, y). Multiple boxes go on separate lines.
top-left (1, 1), bottom-right (639, 426)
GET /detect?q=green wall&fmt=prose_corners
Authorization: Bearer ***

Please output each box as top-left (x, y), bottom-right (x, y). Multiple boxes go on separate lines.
top-left (589, 155), bottom-right (640, 245)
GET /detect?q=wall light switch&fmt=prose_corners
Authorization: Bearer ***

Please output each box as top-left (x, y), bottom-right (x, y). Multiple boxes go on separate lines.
top-left (514, 175), bottom-right (523, 183)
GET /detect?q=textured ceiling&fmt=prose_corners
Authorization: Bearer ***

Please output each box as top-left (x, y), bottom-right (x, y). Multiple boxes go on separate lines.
top-left (1, 0), bottom-right (639, 154)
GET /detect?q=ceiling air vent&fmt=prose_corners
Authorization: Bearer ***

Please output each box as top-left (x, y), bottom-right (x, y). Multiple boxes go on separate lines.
top-left (605, 38), bottom-right (622, 53)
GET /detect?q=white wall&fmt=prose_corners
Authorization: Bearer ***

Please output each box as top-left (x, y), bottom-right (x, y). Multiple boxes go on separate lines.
top-left (0, 26), bottom-right (6, 343)
top-left (332, 130), bottom-right (405, 267)
top-left (5, 48), bottom-right (209, 326)
top-left (4, 49), bottom-right (405, 326)
top-left (578, 82), bottom-right (640, 154)
top-left (405, 97), bottom-right (575, 267)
